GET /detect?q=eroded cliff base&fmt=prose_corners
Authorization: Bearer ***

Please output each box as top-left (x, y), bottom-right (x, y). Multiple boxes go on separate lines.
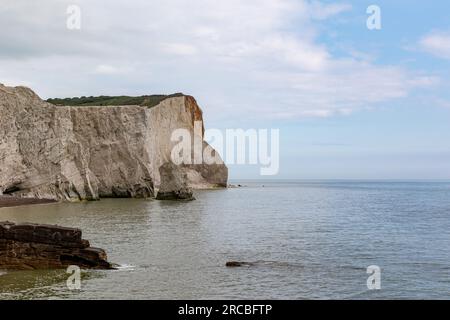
top-left (0, 195), bottom-right (56, 208)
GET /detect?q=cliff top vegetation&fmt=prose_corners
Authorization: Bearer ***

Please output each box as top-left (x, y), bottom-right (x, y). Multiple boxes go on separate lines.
top-left (47, 93), bottom-right (184, 107)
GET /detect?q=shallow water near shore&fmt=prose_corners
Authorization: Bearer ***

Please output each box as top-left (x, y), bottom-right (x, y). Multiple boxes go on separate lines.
top-left (1, 181), bottom-right (450, 299)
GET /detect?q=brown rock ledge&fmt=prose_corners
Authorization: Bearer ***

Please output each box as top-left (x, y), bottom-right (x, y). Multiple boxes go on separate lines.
top-left (0, 221), bottom-right (113, 270)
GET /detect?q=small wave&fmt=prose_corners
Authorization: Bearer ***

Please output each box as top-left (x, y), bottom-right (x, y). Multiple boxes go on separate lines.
top-left (254, 260), bottom-right (304, 268)
top-left (113, 264), bottom-right (136, 271)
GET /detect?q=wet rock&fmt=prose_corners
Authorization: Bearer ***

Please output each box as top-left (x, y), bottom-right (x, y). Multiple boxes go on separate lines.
top-left (225, 261), bottom-right (254, 267)
top-left (227, 184), bottom-right (245, 188)
top-left (156, 190), bottom-right (194, 201)
top-left (0, 221), bottom-right (113, 270)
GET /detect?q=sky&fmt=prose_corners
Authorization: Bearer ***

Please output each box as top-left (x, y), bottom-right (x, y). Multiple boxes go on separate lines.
top-left (1, 0), bottom-right (449, 180)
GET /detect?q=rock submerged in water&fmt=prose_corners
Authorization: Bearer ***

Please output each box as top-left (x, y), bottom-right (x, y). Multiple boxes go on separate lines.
top-left (225, 261), bottom-right (254, 267)
top-left (0, 221), bottom-right (113, 270)
top-left (227, 184), bottom-right (244, 188)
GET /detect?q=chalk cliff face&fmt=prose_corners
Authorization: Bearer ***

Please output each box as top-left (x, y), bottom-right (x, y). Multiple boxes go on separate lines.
top-left (0, 84), bottom-right (227, 200)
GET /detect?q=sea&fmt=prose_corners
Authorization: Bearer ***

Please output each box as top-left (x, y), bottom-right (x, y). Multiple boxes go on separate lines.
top-left (0, 180), bottom-right (449, 299)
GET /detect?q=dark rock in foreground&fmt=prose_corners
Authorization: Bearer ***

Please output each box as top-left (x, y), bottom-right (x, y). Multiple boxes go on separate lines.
top-left (0, 221), bottom-right (113, 270)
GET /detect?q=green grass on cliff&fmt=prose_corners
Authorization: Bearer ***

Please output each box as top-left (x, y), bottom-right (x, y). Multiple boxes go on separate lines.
top-left (47, 93), bottom-right (185, 108)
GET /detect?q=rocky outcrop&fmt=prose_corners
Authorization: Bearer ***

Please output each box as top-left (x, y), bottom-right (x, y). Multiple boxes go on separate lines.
top-left (0, 84), bottom-right (227, 201)
top-left (0, 221), bottom-right (112, 270)
top-left (156, 163), bottom-right (194, 200)
top-left (225, 261), bottom-right (255, 267)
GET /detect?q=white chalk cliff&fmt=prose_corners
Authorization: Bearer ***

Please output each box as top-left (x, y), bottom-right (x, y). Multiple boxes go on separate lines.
top-left (0, 84), bottom-right (227, 200)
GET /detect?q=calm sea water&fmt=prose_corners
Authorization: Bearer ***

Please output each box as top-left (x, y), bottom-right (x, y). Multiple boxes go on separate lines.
top-left (0, 181), bottom-right (449, 300)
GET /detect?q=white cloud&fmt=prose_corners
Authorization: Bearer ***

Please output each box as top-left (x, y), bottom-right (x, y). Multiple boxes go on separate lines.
top-left (0, 0), bottom-right (436, 122)
top-left (249, 61), bottom-right (437, 119)
top-left (420, 31), bottom-right (450, 59)
top-left (433, 98), bottom-right (450, 109)
top-left (307, 1), bottom-right (352, 20)
top-left (93, 64), bottom-right (129, 75)
top-left (161, 43), bottom-right (198, 56)
top-left (0, 78), bottom-right (33, 88)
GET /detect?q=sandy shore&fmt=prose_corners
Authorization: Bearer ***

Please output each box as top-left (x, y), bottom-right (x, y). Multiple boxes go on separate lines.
top-left (0, 196), bottom-right (56, 208)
